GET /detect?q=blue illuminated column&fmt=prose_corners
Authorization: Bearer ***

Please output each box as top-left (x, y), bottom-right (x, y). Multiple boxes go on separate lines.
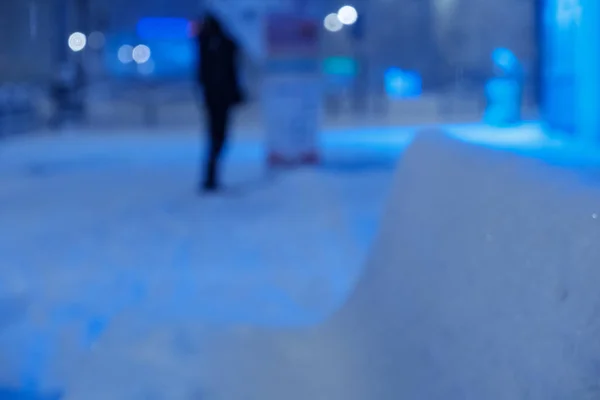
top-left (574, 0), bottom-right (600, 142)
top-left (542, 0), bottom-right (577, 133)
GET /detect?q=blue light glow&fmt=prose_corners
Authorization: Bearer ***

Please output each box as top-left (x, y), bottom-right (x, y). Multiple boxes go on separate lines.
top-left (486, 47), bottom-right (523, 126)
top-left (446, 122), bottom-right (600, 168)
top-left (492, 48), bottom-right (518, 74)
top-left (105, 35), bottom-right (195, 79)
top-left (384, 68), bottom-right (422, 99)
top-left (136, 17), bottom-right (193, 40)
top-left (484, 78), bottom-right (522, 126)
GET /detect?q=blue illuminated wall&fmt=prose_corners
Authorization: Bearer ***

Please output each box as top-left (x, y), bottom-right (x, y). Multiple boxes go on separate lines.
top-left (541, 0), bottom-right (577, 134)
top-left (574, 0), bottom-right (600, 142)
top-left (542, 0), bottom-right (600, 142)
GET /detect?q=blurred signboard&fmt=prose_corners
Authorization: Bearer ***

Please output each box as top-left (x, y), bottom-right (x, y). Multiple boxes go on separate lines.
top-left (263, 12), bottom-right (322, 164)
top-left (266, 13), bottom-right (319, 55)
top-left (264, 12), bottom-right (320, 73)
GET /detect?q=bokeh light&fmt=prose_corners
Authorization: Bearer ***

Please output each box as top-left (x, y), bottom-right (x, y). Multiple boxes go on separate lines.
top-left (337, 5), bottom-right (358, 25)
top-left (324, 13), bottom-right (343, 32)
top-left (68, 32), bottom-right (87, 52)
top-left (118, 45), bottom-right (134, 64)
top-left (132, 44), bottom-right (151, 64)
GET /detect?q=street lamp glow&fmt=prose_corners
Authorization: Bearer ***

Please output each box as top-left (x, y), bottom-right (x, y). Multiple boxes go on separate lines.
top-left (132, 44), bottom-right (151, 64)
top-left (68, 32), bottom-right (87, 52)
top-left (337, 5), bottom-right (358, 25)
top-left (118, 45), bottom-right (134, 63)
top-left (324, 13), bottom-right (343, 32)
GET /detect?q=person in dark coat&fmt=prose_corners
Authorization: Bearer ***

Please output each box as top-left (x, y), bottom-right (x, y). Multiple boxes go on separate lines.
top-left (197, 13), bottom-right (243, 192)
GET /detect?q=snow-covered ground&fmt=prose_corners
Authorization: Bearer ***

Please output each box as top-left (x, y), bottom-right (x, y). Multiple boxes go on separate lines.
top-left (2, 121), bottom-right (599, 399)
top-left (0, 127), bottom-right (412, 397)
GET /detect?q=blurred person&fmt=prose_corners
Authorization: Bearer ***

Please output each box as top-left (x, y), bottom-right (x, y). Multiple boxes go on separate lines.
top-left (484, 48), bottom-right (524, 125)
top-left (48, 63), bottom-right (73, 129)
top-left (49, 62), bottom-right (86, 129)
top-left (196, 13), bottom-right (244, 192)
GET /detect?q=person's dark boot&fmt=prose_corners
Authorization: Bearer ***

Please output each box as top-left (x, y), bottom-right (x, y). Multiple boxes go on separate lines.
top-left (201, 180), bottom-right (219, 192)
top-left (201, 160), bottom-right (220, 192)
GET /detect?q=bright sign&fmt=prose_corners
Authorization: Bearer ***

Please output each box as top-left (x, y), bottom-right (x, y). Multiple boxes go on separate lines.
top-left (384, 68), bottom-right (422, 99)
top-left (136, 18), bottom-right (194, 40)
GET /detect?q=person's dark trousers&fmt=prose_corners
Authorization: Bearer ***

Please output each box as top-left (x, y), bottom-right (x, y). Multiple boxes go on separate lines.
top-left (203, 103), bottom-right (231, 190)
top-left (49, 85), bottom-right (69, 130)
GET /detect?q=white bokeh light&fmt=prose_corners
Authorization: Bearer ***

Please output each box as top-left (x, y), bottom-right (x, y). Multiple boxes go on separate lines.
top-left (118, 45), bottom-right (133, 64)
top-left (324, 13), bottom-right (343, 32)
top-left (337, 5), bottom-right (358, 25)
top-left (68, 32), bottom-right (87, 52)
top-left (132, 44), bottom-right (151, 64)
